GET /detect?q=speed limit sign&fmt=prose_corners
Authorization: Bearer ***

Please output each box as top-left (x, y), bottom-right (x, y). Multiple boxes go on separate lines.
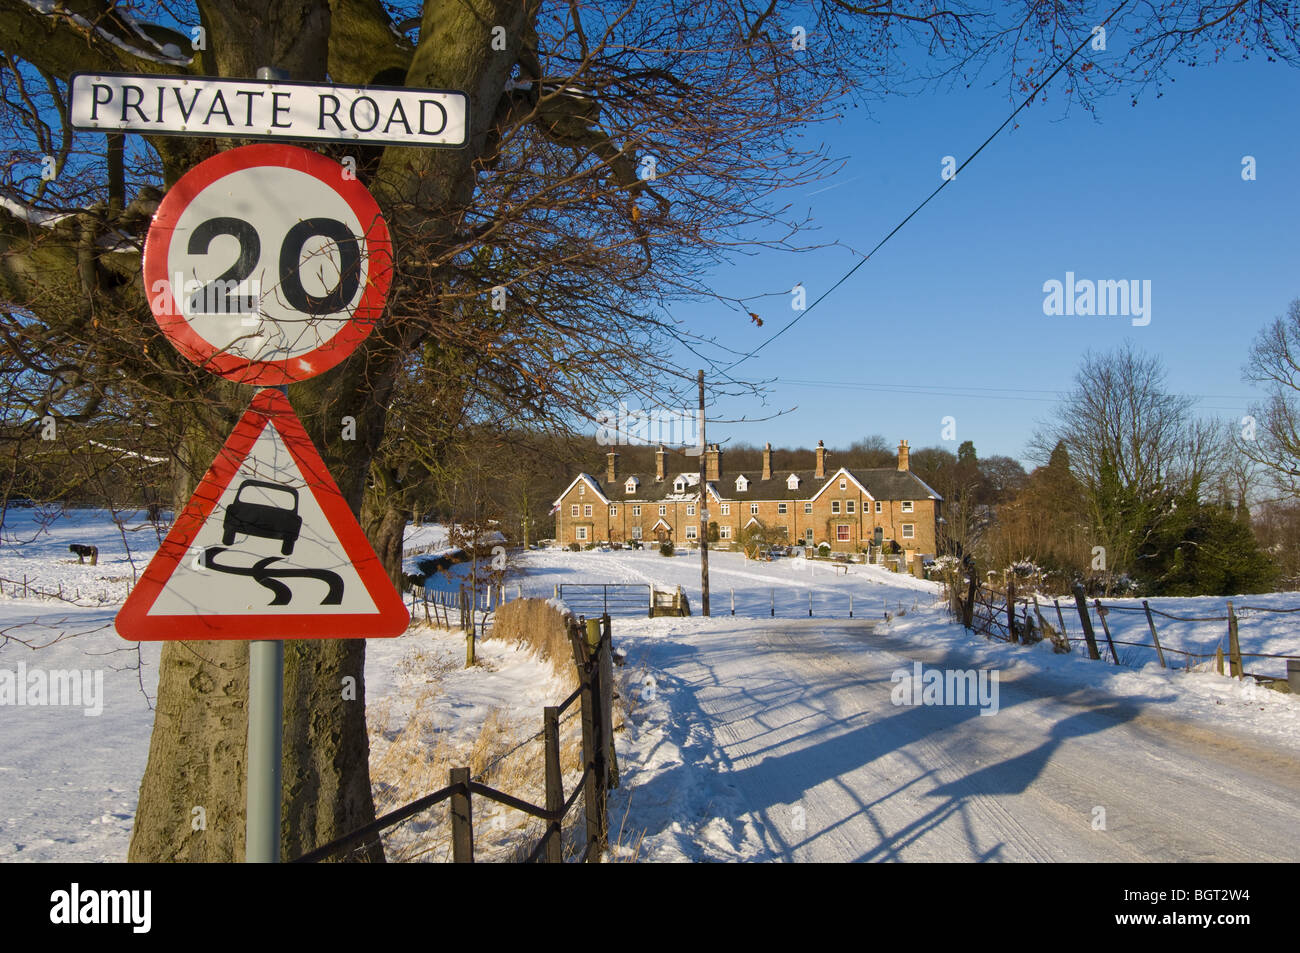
top-left (142, 143), bottom-right (392, 385)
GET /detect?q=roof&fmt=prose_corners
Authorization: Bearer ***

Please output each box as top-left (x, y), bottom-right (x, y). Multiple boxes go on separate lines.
top-left (571, 466), bottom-right (940, 503)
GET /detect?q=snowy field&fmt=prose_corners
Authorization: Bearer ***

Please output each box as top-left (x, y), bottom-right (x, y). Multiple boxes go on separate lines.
top-left (2, 508), bottom-right (1298, 862)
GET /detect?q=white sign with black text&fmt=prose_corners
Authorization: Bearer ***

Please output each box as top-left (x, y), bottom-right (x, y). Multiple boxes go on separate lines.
top-left (70, 73), bottom-right (467, 147)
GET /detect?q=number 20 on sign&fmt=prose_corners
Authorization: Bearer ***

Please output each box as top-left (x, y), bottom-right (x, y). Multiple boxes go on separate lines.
top-left (141, 143), bottom-right (393, 385)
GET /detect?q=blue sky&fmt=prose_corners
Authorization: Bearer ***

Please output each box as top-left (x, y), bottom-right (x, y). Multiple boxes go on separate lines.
top-left (679, 55), bottom-right (1300, 466)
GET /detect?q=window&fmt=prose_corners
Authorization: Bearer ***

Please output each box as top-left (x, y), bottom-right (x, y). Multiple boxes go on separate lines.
top-left (804, 502), bottom-right (812, 515)
top-left (579, 483), bottom-right (585, 496)
top-left (625, 478), bottom-right (639, 494)
top-left (571, 505), bottom-right (579, 517)
top-left (583, 504), bottom-right (592, 517)
top-left (902, 524), bottom-right (915, 538)
top-left (659, 505), bottom-right (667, 516)
top-left (837, 524), bottom-right (850, 542)
top-left (875, 501), bottom-right (882, 514)
top-left (735, 476), bottom-right (749, 492)
top-left (674, 478), bottom-right (686, 493)
top-left (902, 501), bottom-right (914, 513)
top-left (777, 503), bottom-right (787, 514)
top-left (831, 501), bottom-right (840, 514)
top-left (805, 529), bottom-right (813, 542)
top-left (610, 505), bottom-right (618, 516)
top-left (576, 526), bottom-right (588, 540)
top-left (846, 500), bottom-right (855, 514)
top-left (787, 474), bottom-right (800, 490)
top-left (687, 504), bottom-right (695, 516)
top-left (720, 525), bottom-right (732, 539)
top-left (750, 503), bottom-right (759, 515)
top-left (632, 505), bottom-right (641, 517)
top-left (721, 503), bottom-right (731, 516)
top-left (839, 479), bottom-right (847, 490)
top-left (685, 524), bottom-right (698, 539)
top-left (632, 526), bottom-right (642, 539)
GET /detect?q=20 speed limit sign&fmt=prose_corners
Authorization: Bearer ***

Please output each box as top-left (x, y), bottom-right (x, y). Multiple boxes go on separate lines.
top-left (142, 143), bottom-right (392, 385)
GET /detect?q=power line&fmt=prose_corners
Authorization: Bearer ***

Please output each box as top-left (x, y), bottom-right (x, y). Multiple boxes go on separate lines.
top-left (725, 1), bottom-right (1132, 373)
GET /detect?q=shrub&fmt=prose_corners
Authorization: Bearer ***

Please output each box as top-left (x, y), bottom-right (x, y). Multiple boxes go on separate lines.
top-left (817, 542), bottom-right (831, 557)
top-left (568, 542), bottom-right (581, 552)
top-left (659, 540), bottom-right (674, 557)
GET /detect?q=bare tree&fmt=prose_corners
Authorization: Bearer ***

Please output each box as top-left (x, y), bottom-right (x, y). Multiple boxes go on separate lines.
top-left (1032, 343), bottom-right (1221, 576)
top-left (1, 0), bottom-right (1293, 861)
top-left (1243, 299), bottom-right (1300, 498)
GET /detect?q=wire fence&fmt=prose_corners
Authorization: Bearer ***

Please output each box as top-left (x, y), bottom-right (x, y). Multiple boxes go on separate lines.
top-left (945, 575), bottom-right (1300, 690)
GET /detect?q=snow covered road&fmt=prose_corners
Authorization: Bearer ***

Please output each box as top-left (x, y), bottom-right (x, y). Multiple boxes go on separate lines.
top-left (617, 617), bottom-right (1300, 862)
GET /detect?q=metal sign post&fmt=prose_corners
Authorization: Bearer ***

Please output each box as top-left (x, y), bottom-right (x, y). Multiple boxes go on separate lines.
top-left (246, 637), bottom-right (284, 862)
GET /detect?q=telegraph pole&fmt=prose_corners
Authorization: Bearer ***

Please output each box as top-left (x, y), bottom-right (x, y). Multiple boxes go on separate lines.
top-left (697, 370), bottom-right (710, 616)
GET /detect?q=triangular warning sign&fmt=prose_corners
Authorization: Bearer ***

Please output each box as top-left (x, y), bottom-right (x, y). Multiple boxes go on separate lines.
top-left (117, 389), bottom-right (409, 641)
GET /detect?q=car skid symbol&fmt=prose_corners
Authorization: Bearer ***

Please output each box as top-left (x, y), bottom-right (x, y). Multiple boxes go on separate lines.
top-left (204, 546), bottom-right (343, 606)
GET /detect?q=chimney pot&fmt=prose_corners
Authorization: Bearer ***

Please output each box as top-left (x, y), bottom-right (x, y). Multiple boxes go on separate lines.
top-left (815, 439), bottom-right (827, 479)
top-left (897, 439), bottom-right (910, 472)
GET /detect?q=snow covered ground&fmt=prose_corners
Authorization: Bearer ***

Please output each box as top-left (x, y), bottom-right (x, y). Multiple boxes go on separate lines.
top-left (2, 509), bottom-right (1298, 862)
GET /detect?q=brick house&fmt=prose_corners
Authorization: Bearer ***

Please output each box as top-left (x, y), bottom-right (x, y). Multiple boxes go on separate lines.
top-left (551, 440), bottom-right (942, 564)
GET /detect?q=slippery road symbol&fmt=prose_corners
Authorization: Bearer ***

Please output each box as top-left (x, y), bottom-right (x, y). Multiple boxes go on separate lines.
top-left (204, 546), bottom-right (344, 606)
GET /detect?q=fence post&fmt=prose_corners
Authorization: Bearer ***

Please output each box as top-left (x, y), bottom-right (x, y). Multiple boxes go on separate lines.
top-left (450, 767), bottom-right (473, 863)
top-left (1142, 600), bottom-right (1166, 668)
top-left (599, 614), bottom-right (618, 791)
top-left (1093, 599), bottom-right (1118, 664)
top-left (575, 627), bottom-right (602, 861)
top-left (1288, 659), bottom-right (1300, 694)
top-left (423, 588), bottom-right (430, 625)
top-left (1072, 584), bottom-right (1101, 660)
top-left (543, 706), bottom-right (563, 863)
top-left (808, 591), bottom-right (813, 617)
top-left (731, 587), bottom-right (735, 616)
top-left (963, 567), bottom-right (976, 629)
top-left (1054, 599), bottom-right (1067, 640)
top-left (1227, 601), bottom-right (1243, 678)
top-left (1006, 577), bottom-right (1017, 643)
top-left (849, 592), bottom-right (853, 618)
top-left (771, 588), bottom-right (775, 617)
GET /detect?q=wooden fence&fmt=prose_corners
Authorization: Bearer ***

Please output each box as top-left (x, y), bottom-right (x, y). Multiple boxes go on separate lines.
top-left (293, 613), bottom-right (619, 863)
top-left (946, 574), bottom-right (1300, 691)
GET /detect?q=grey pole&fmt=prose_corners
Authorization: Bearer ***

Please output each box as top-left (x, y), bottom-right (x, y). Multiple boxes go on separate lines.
top-left (248, 367), bottom-right (289, 863)
top-left (246, 638), bottom-right (284, 862)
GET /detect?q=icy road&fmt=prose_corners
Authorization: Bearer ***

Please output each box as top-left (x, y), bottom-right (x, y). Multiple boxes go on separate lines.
top-left (613, 617), bottom-right (1300, 862)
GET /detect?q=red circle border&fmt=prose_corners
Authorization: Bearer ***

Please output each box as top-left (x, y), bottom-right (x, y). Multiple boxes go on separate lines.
top-left (142, 144), bottom-right (393, 386)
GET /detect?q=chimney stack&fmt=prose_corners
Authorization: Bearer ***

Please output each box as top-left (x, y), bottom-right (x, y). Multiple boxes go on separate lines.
top-left (815, 440), bottom-right (827, 479)
top-left (705, 443), bottom-right (722, 482)
top-left (655, 445), bottom-right (666, 482)
top-left (762, 442), bottom-right (772, 481)
top-left (897, 439), bottom-right (910, 472)
top-left (606, 451), bottom-right (619, 485)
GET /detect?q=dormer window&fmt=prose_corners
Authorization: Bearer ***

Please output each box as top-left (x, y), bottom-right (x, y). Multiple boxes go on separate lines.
top-left (673, 478), bottom-right (686, 493)
top-left (786, 474), bottom-right (800, 490)
top-left (735, 475), bottom-right (749, 492)
top-left (625, 478), bottom-right (639, 494)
